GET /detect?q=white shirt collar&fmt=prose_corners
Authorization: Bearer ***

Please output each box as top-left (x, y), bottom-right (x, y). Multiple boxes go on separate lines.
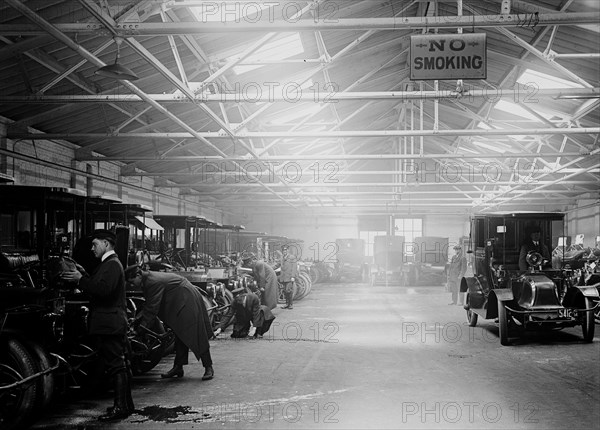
top-left (102, 250), bottom-right (116, 262)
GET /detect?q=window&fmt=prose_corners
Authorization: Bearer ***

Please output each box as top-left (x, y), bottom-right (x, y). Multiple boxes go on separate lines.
top-left (359, 230), bottom-right (386, 257)
top-left (394, 218), bottom-right (423, 254)
top-left (517, 69), bottom-right (584, 90)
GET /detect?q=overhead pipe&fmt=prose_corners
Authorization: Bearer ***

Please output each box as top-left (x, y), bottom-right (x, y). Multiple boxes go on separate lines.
top-left (1, 13), bottom-right (598, 35)
top-left (9, 127), bottom-right (598, 142)
top-left (3, 87), bottom-right (597, 103)
top-left (65, 151), bottom-right (592, 162)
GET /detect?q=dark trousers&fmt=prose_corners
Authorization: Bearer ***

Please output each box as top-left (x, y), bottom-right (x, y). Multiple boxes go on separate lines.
top-left (94, 334), bottom-right (128, 376)
top-left (451, 290), bottom-right (458, 304)
top-left (173, 335), bottom-right (212, 367)
top-left (282, 281), bottom-right (294, 306)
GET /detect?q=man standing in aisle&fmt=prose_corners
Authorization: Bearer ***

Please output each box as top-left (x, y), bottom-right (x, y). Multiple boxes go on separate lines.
top-left (279, 245), bottom-right (298, 309)
top-left (124, 266), bottom-right (214, 381)
top-left (242, 254), bottom-right (278, 310)
top-left (62, 229), bottom-right (134, 421)
top-left (447, 244), bottom-right (467, 306)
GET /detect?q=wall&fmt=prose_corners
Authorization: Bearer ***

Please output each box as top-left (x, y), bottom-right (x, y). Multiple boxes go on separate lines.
top-left (243, 212), bottom-right (471, 261)
top-left (245, 213), bottom-right (359, 261)
top-left (566, 198), bottom-right (600, 248)
top-left (0, 118), bottom-right (233, 225)
top-left (424, 214), bottom-right (470, 248)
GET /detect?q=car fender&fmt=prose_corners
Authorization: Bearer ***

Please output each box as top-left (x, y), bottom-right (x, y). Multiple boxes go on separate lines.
top-left (573, 283), bottom-right (600, 298)
top-left (486, 289), bottom-right (513, 320)
top-left (462, 276), bottom-right (488, 312)
top-left (460, 276), bottom-right (481, 293)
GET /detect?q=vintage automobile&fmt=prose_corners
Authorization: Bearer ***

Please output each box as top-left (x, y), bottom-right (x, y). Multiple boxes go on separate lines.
top-left (460, 212), bottom-right (598, 346)
top-left (0, 186), bottom-right (166, 429)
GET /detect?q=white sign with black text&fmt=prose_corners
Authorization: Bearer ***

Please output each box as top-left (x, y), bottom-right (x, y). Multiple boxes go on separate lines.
top-left (410, 33), bottom-right (487, 80)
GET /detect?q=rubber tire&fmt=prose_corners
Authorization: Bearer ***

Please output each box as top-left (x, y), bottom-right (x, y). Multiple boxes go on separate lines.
top-left (0, 339), bottom-right (39, 430)
top-left (498, 299), bottom-right (510, 346)
top-left (582, 297), bottom-right (595, 343)
top-left (25, 341), bottom-right (55, 412)
top-left (467, 309), bottom-right (478, 327)
top-left (466, 294), bottom-right (478, 327)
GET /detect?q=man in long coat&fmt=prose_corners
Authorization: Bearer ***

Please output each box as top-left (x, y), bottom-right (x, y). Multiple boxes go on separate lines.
top-left (278, 245), bottom-right (298, 309)
top-left (125, 266), bottom-right (214, 380)
top-left (447, 244), bottom-right (467, 305)
top-left (215, 288), bottom-right (276, 338)
top-left (243, 255), bottom-right (278, 310)
top-left (62, 229), bottom-right (133, 421)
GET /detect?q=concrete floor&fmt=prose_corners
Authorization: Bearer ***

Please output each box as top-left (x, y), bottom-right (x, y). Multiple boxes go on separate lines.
top-left (33, 283), bottom-right (599, 429)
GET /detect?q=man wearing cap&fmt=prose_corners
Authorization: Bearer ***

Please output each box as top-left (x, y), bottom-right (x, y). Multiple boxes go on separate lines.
top-left (279, 245), bottom-right (298, 309)
top-left (447, 244), bottom-right (467, 305)
top-left (242, 254), bottom-right (278, 310)
top-left (214, 288), bottom-right (276, 338)
top-left (519, 227), bottom-right (551, 272)
top-left (124, 266), bottom-right (214, 381)
top-left (61, 229), bottom-right (134, 421)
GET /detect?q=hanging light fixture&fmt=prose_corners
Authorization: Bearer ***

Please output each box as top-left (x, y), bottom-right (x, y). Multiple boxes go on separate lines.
top-left (95, 37), bottom-right (139, 81)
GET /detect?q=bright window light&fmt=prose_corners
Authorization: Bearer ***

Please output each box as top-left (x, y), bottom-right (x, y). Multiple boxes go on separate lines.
top-left (517, 69), bottom-right (584, 89)
top-left (494, 100), bottom-right (554, 122)
top-left (270, 102), bottom-right (322, 125)
top-left (233, 33), bottom-right (305, 75)
top-left (472, 141), bottom-right (510, 153)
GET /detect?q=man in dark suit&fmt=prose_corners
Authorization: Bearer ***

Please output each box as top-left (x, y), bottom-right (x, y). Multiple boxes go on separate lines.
top-left (214, 288), bottom-right (276, 339)
top-left (519, 227), bottom-right (551, 271)
top-left (62, 229), bottom-right (133, 421)
top-left (125, 266), bottom-right (214, 381)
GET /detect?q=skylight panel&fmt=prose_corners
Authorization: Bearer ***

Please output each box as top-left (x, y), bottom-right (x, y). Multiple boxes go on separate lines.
top-left (270, 101), bottom-right (321, 126)
top-left (233, 33), bottom-right (305, 75)
top-left (494, 100), bottom-right (554, 122)
top-left (517, 69), bottom-right (584, 89)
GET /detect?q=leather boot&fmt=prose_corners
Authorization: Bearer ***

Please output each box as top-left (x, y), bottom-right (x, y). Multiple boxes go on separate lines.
top-left (161, 365), bottom-right (184, 379)
top-left (99, 372), bottom-right (132, 421)
top-left (202, 366), bottom-right (214, 381)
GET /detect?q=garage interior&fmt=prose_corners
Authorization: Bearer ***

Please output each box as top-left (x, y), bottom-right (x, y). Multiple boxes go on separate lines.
top-left (0, 0), bottom-right (599, 429)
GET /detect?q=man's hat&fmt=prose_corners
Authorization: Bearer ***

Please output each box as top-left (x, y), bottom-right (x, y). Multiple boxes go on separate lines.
top-left (453, 245), bottom-right (462, 250)
top-left (92, 229), bottom-right (116, 244)
top-left (241, 252), bottom-right (255, 263)
top-left (125, 265), bottom-right (141, 279)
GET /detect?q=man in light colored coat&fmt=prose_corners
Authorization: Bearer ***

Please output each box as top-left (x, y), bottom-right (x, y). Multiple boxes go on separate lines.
top-left (447, 245), bottom-right (467, 305)
top-left (243, 255), bottom-right (278, 310)
top-left (279, 245), bottom-right (298, 309)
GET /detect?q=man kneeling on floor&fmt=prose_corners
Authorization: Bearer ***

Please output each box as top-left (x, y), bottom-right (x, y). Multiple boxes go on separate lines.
top-left (214, 288), bottom-right (275, 339)
top-left (125, 266), bottom-right (214, 380)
